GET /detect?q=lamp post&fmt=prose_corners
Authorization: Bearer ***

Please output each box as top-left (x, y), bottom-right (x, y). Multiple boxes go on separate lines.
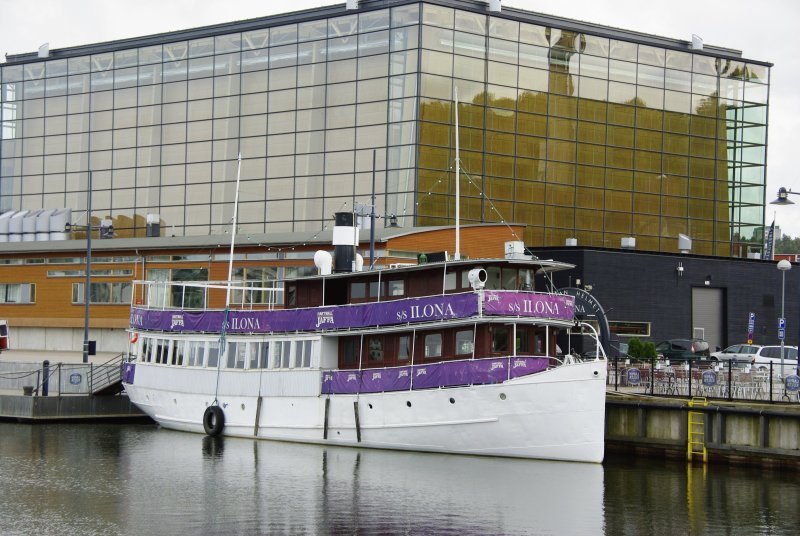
top-left (777, 259), bottom-right (791, 377)
top-left (769, 186), bottom-right (799, 206)
top-left (82, 171), bottom-right (93, 364)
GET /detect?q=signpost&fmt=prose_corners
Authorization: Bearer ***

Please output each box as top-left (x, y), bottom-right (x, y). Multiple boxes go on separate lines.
top-left (747, 312), bottom-right (755, 344)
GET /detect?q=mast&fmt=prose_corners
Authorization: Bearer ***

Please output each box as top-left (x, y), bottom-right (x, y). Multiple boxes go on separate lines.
top-left (225, 153), bottom-right (243, 306)
top-left (454, 86), bottom-right (461, 261)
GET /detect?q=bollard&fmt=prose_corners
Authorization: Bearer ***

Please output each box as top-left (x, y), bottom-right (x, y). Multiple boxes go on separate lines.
top-left (42, 360), bottom-right (50, 397)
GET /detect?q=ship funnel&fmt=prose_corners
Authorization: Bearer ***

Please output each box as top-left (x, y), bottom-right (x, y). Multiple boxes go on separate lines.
top-left (332, 212), bottom-right (357, 272)
top-left (314, 250), bottom-right (333, 276)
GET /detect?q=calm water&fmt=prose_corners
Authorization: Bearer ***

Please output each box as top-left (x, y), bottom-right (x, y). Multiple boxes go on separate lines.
top-left (1, 423), bottom-right (798, 535)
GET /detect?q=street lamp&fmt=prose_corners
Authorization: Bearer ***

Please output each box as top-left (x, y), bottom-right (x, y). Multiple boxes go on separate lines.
top-left (777, 259), bottom-right (792, 377)
top-left (769, 186), bottom-right (799, 206)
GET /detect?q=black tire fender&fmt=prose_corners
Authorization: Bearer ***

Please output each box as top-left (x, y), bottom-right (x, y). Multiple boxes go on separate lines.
top-left (203, 405), bottom-right (225, 437)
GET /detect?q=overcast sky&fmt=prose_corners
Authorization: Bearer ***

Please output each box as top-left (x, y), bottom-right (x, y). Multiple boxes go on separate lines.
top-left (2, 0), bottom-right (799, 237)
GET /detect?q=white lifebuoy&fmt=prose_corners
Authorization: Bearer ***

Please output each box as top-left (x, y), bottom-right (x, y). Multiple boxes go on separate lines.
top-left (203, 405), bottom-right (225, 437)
top-left (129, 332), bottom-right (139, 344)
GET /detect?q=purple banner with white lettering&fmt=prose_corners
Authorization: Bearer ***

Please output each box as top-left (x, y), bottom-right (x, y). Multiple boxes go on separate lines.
top-left (122, 363), bottom-right (136, 384)
top-left (130, 293), bottom-right (480, 334)
top-left (321, 357), bottom-right (550, 394)
top-left (483, 291), bottom-right (574, 321)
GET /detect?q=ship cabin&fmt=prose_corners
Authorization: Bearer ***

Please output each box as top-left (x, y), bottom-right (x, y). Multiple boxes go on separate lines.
top-left (283, 258), bottom-right (572, 371)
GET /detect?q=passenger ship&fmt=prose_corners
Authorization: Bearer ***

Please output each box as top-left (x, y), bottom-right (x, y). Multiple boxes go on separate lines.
top-left (123, 217), bottom-right (607, 463)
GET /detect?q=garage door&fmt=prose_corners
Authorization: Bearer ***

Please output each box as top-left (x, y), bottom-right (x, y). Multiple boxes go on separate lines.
top-left (692, 287), bottom-right (723, 351)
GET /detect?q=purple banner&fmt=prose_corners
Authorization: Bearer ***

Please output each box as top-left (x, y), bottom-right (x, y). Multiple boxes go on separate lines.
top-left (483, 291), bottom-right (574, 321)
top-left (122, 362), bottom-right (136, 384)
top-left (322, 357), bottom-right (550, 395)
top-left (130, 293), bottom-right (480, 334)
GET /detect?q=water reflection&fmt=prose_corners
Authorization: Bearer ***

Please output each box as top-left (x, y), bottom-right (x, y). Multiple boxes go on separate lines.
top-left (1, 423), bottom-right (798, 535)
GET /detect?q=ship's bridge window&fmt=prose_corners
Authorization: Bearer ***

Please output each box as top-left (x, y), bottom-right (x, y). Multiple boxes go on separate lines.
top-left (387, 280), bottom-right (404, 297)
top-left (485, 267), bottom-right (502, 289)
top-left (351, 282), bottom-right (367, 299)
top-left (444, 272), bottom-right (457, 291)
top-left (424, 333), bottom-right (442, 358)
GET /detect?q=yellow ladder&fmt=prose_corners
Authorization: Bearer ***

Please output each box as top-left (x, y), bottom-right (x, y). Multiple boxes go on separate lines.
top-left (687, 397), bottom-right (708, 463)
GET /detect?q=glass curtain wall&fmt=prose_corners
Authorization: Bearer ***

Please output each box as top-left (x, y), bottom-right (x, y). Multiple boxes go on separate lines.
top-left (0, 1), bottom-right (769, 256)
top-left (0, 4), bottom-right (421, 238)
top-left (415, 3), bottom-right (768, 255)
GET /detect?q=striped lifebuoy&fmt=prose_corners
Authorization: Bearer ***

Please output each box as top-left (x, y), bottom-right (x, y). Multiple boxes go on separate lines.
top-left (129, 332), bottom-right (139, 344)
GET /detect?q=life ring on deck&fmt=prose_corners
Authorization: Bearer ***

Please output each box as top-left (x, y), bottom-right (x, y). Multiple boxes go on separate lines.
top-left (129, 332), bottom-right (139, 344)
top-left (203, 405), bottom-right (225, 437)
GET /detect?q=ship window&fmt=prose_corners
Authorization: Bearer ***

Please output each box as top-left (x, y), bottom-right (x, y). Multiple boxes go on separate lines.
top-left (387, 280), bottom-right (404, 296)
top-left (258, 342), bottom-right (270, 368)
top-left (485, 267), bottom-right (502, 289)
top-left (226, 342), bottom-right (237, 368)
top-left (424, 333), bottom-right (442, 358)
top-left (142, 338), bottom-right (152, 362)
top-left (398, 335), bottom-right (411, 361)
top-left (282, 341), bottom-right (292, 368)
top-left (172, 340), bottom-right (184, 366)
top-left (492, 327), bottom-right (509, 352)
top-left (368, 337), bottom-right (384, 362)
top-left (369, 281), bottom-right (382, 298)
top-left (518, 268), bottom-right (534, 290)
top-left (207, 342), bottom-right (220, 368)
top-left (286, 284), bottom-right (297, 306)
top-left (516, 330), bottom-right (529, 354)
top-left (343, 338), bottom-right (358, 365)
top-left (299, 340), bottom-right (313, 368)
top-left (502, 268), bottom-right (518, 290)
top-left (455, 329), bottom-right (474, 355)
top-left (351, 282), bottom-right (367, 299)
top-left (444, 272), bottom-right (457, 290)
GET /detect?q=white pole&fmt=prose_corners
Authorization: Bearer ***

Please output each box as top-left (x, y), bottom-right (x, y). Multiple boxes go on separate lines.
top-left (454, 86), bottom-right (461, 261)
top-left (225, 153), bottom-right (243, 306)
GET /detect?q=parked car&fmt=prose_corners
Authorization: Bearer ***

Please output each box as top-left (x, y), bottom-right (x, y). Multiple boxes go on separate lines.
top-left (750, 345), bottom-right (799, 370)
top-left (655, 339), bottom-right (711, 362)
top-left (710, 344), bottom-right (762, 363)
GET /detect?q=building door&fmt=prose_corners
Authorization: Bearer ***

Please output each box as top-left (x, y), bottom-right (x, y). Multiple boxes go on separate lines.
top-left (692, 287), bottom-right (723, 351)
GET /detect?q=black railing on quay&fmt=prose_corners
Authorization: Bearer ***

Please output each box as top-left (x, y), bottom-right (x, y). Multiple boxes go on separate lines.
top-left (608, 356), bottom-right (800, 403)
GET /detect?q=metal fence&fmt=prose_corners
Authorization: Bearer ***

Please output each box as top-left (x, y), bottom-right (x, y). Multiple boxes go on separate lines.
top-left (607, 358), bottom-right (800, 403)
top-left (0, 354), bottom-right (124, 396)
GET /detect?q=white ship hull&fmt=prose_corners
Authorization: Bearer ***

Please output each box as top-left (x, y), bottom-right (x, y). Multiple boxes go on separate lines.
top-left (125, 359), bottom-right (606, 463)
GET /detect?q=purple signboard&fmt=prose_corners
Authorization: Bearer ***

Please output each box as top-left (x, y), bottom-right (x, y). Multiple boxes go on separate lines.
top-left (321, 357), bottom-right (550, 395)
top-left (132, 291), bottom-right (575, 335)
top-left (131, 293), bottom-right (480, 334)
top-left (483, 291), bottom-right (575, 321)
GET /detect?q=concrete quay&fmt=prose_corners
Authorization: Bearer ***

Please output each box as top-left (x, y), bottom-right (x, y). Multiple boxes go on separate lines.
top-left (606, 391), bottom-right (800, 469)
top-left (0, 349), bottom-right (149, 422)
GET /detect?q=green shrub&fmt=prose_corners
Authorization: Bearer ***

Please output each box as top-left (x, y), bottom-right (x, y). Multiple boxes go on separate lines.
top-left (627, 338), bottom-right (643, 358)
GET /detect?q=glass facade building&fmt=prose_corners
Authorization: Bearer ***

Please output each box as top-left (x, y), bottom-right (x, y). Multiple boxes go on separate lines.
top-left (0, 0), bottom-right (770, 256)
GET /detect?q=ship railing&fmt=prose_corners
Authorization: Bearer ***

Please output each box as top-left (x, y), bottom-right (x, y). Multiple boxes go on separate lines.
top-left (131, 279), bottom-right (284, 311)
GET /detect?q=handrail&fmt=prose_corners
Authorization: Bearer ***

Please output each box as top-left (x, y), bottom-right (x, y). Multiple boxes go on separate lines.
top-left (87, 353), bottom-right (125, 394)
